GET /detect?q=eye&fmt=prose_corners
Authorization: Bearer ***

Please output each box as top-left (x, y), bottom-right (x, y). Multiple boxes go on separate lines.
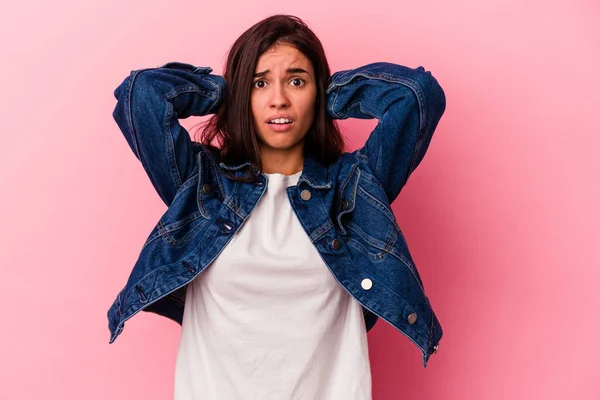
top-left (290, 78), bottom-right (305, 87)
top-left (253, 80), bottom-right (267, 89)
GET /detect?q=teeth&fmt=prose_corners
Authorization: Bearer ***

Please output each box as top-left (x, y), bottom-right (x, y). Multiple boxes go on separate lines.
top-left (269, 118), bottom-right (292, 124)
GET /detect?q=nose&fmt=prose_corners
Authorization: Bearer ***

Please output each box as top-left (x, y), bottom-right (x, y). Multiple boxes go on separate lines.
top-left (269, 82), bottom-right (290, 109)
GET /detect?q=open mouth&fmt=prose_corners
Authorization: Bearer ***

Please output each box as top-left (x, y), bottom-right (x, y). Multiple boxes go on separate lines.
top-left (267, 118), bottom-right (294, 132)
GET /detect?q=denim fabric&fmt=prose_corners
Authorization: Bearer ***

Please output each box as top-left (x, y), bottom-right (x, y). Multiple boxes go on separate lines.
top-left (107, 60), bottom-right (446, 367)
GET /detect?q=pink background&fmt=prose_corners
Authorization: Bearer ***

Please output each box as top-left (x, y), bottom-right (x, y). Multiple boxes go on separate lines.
top-left (1, 0), bottom-right (599, 399)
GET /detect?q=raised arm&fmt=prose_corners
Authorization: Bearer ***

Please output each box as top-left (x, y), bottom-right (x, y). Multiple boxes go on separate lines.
top-left (326, 62), bottom-right (446, 203)
top-left (112, 62), bottom-right (226, 207)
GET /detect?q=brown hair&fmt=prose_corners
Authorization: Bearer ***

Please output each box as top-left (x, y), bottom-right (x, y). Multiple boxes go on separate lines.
top-left (197, 14), bottom-right (345, 181)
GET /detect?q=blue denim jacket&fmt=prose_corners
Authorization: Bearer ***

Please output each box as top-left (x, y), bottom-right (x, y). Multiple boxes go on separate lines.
top-left (107, 60), bottom-right (446, 367)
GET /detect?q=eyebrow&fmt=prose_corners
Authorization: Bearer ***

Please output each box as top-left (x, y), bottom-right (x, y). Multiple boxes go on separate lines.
top-left (253, 67), bottom-right (310, 78)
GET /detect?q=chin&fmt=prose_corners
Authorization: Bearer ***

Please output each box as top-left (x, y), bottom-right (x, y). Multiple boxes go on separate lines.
top-left (260, 135), bottom-right (306, 150)
top-left (266, 141), bottom-right (300, 150)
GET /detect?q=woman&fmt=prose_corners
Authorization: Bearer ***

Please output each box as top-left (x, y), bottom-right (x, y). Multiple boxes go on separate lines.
top-left (108, 14), bottom-right (445, 399)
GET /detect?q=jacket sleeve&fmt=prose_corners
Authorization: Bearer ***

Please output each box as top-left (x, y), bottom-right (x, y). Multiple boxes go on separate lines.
top-left (326, 62), bottom-right (446, 203)
top-left (112, 62), bottom-right (226, 207)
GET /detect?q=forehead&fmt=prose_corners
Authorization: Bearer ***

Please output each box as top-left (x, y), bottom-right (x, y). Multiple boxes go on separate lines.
top-left (255, 44), bottom-right (313, 72)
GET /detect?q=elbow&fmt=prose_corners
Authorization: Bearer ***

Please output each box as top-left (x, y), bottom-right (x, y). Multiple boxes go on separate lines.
top-left (416, 67), bottom-right (446, 124)
top-left (112, 72), bottom-right (143, 160)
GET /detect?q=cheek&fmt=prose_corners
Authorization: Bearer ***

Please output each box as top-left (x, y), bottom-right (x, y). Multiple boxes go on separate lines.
top-left (301, 93), bottom-right (317, 124)
top-left (250, 95), bottom-right (261, 126)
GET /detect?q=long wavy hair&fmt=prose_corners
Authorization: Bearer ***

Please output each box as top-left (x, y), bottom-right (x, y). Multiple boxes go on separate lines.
top-left (197, 14), bottom-right (345, 181)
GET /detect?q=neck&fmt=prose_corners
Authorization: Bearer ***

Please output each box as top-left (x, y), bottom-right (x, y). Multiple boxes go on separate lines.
top-left (259, 142), bottom-right (304, 175)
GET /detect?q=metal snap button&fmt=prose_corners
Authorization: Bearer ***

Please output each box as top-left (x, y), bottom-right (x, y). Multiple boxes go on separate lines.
top-left (341, 199), bottom-right (349, 210)
top-left (433, 344), bottom-right (439, 354)
top-left (182, 260), bottom-right (195, 273)
top-left (223, 223), bottom-right (233, 231)
top-left (407, 313), bottom-right (418, 325)
top-left (135, 285), bottom-right (147, 302)
top-left (361, 278), bottom-right (373, 290)
top-left (300, 189), bottom-right (312, 201)
top-left (202, 183), bottom-right (213, 194)
top-left (331, 239), bottom-right (341, 250)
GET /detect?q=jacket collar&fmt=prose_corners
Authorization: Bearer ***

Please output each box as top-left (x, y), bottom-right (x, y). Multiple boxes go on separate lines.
top-left (297, 152), bottom-right (332, 189)
top-left (216, 151), bottom-right (332, 190)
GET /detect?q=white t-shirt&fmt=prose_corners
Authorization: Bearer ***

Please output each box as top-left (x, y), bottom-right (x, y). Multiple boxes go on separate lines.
top-left (174, 170), bottom-right (372, 400)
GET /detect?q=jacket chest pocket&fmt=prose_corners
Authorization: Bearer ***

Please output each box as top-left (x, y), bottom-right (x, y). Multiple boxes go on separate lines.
top-left (153, 173), bottom-right (217, 248)
top-left (157, 211), bottom-right (205, 247)
top-left (335, 167), bottom-right (399, 260)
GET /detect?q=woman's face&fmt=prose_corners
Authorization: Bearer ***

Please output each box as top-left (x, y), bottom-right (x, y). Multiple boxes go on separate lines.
top-left (251, 43), bottom-right (317, 155)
